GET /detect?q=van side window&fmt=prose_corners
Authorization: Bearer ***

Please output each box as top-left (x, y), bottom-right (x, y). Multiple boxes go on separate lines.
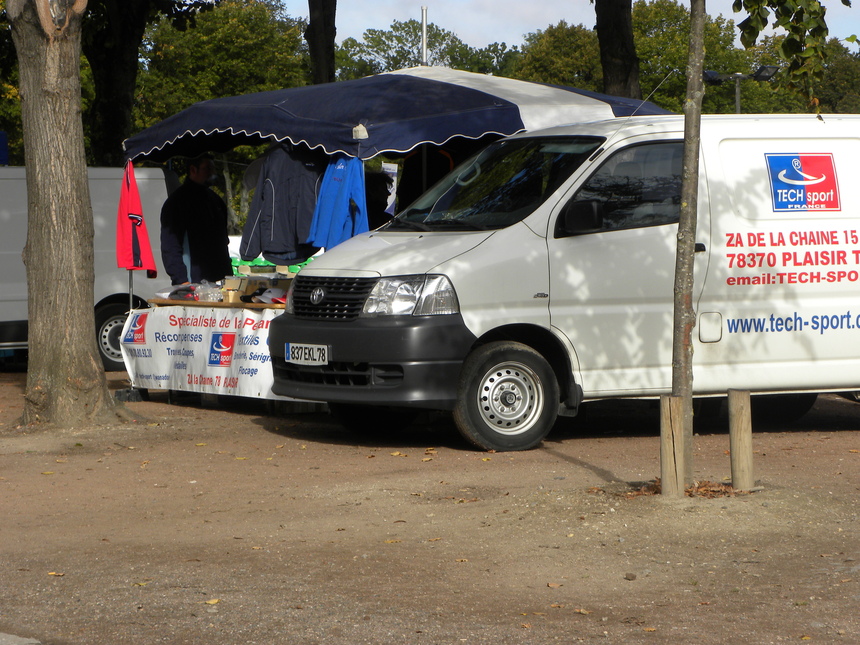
top-left (559, 142), bottom-right (683, 235)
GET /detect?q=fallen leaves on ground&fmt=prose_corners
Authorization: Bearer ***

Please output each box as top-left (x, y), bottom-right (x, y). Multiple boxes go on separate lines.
top-left (619, 478), bottom-right (746, 499)
top-left (687, 481), bottom-right (741, 498)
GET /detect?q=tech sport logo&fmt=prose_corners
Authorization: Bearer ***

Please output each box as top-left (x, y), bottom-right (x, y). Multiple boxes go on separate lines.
top-left (765, 153), bottom-right (840, 212)
top-left (208, 332), bottom-right (236, 367)
top-left (122, 312), bottom-right (147, 344)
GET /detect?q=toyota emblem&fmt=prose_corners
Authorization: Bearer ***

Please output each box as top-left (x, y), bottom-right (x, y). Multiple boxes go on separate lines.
top-left (310, 287), bottom-right (326, 305)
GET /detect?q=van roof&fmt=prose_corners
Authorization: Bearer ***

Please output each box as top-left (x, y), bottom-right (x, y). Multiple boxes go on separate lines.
top-left (516, 113), bottom-right (860, 141)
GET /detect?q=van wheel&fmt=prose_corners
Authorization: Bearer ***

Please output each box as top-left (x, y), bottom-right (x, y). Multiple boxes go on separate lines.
top-left (453, 341), bottom-right (558, 451)
top-left (95, 303), bottom-right (129, 371)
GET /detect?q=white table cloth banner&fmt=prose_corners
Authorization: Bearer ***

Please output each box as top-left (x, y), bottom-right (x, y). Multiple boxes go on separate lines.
top-left (121, 305), bottom-right (292, 400)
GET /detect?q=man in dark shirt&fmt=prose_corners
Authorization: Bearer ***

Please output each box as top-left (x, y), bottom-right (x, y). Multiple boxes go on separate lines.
top-left (160, 154), bottom-right (232, 285)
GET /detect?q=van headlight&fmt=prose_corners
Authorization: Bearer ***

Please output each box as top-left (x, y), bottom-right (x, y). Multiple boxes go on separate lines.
top-left (362, 275), bottom-right (459, 316)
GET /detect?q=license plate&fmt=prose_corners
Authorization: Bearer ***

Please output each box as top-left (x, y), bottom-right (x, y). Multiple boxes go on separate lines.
top-left (286, 342), bottom-right (328, 366)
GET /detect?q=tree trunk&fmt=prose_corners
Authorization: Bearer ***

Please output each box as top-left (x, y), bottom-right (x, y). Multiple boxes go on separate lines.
top-left (305, 0), bottom-right (336, 84)
top-left (671, 0), bottom-right (707, 484)
top-left (81, 1), bottom-right (151, 166)
top-left (219, 157), bottom-right (240, 234)
top-left (9, 0), bottom-right (120, 426)
top-left (594, 0), bottom-right (642, 99)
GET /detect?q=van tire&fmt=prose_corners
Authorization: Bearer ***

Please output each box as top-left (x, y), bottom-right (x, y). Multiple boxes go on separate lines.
top-left (453, 341), bottom-right (558, 451)
top-left (95, 303), bottom-right (129, 372)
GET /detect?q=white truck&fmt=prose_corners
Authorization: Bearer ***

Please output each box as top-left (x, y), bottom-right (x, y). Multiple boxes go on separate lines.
top-left (267, 114), bottom-right (860, 450)
top-left (0, 166), bottom-right (170, 370)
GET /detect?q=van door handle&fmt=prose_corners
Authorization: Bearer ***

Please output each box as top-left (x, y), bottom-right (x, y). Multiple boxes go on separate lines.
top-left (695, 243), bottom-right (706, 253)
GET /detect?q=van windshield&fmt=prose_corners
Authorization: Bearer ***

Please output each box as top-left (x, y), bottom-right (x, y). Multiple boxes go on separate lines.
top-left (391, 137), bottom-right (604, 231)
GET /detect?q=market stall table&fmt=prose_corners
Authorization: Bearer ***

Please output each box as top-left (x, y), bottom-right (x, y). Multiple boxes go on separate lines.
top-left (120, 298), bottom-right (317, 408)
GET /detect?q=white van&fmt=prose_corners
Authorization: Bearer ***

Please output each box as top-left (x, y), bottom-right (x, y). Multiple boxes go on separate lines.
top-left (268, 114), bottom-right (860, 450)
top-left (0, 167), bottom-right (170, 370)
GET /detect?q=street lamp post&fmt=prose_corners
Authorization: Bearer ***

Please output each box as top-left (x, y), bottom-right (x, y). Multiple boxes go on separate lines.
top-left (703, 65), bottom-right (779, 113)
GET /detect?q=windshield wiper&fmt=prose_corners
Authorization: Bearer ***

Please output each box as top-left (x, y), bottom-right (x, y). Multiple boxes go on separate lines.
top-left (387, 218), bottom-right (432, 232)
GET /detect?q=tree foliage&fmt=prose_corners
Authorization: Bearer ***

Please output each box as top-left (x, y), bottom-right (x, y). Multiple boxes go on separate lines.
top-left (3, 0), bottom-right (860, 170)
top-left (0, 1), bottom-right (22, 163)
top-left (335, 19), bottom-right (520, 80)
top-left (134, 0), bottom-right (308, 132)
top-left (633, 0), bottom-right (750, 112)
top-left (815, 38), bottom-right (860, 112)
top-left (513, 21), bottom-right (602, 90)
top-left (508, 1), bottom-right (858, 116)
top-left (734, 0), bottom-right (852, 105)
top-left (134, 0), bottom-right (309, 230)
top-left (338, 20), bottom-right (463, 75)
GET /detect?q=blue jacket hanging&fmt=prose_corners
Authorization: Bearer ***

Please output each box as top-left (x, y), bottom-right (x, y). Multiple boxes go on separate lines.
top-left (306, 155), bottom-right (369, 250)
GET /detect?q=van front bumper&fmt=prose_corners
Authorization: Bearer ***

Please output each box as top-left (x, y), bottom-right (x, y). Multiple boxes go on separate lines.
top-left (268, 312), bottom-right (477, 409)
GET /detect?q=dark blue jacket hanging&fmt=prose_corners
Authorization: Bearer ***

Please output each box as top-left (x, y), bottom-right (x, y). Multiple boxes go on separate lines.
top-left (306, 155), bottom-right (369, 249)
top-left (240, 145), bottom-right (327, 264)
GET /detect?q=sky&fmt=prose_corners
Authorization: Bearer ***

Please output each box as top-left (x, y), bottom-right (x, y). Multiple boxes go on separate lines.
top-left (279, 0), bottom-right (860, 51)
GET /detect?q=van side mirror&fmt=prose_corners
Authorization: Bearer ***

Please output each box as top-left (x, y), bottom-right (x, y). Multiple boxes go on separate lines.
top-left (557, 200), bottom-right (604, 237)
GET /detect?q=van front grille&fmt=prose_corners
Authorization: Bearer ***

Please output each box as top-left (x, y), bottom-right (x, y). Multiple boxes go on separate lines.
top-left (292, 276), bottom-right (377, 321)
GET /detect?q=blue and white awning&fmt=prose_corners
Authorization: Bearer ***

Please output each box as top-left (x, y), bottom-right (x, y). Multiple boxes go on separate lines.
top-left (124, 66), bottom-right (670, 162)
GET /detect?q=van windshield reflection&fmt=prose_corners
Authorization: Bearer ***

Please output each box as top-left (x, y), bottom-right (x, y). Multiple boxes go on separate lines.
top-left (390, 137), bottom-right (604, 231)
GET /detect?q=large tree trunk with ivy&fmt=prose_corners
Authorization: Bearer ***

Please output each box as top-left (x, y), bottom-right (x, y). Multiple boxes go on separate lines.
top-left (671, 0), bottom-right (707, 484)
top-left (594, 0), bottom-right (641, 99)
top-left (306, 0), bottom-right (336, 84)
top-left (9, 0), bottom-right (120, 426)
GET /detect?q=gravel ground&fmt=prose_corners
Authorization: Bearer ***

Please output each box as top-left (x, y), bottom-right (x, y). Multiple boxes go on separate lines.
top-left (0, 370), bottom-right (858, 644)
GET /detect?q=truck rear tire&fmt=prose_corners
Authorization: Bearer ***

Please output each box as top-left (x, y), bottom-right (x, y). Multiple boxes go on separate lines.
top-left (95, 303), bottom-right (129, 372)
top-left (453, 341), bottom-right (559, 451)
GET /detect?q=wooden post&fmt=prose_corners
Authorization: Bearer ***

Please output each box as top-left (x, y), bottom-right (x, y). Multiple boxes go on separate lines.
top-left (660, 395), bottom-right (686, 497)
top-left (728, 389), bottom-right (754, 491)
